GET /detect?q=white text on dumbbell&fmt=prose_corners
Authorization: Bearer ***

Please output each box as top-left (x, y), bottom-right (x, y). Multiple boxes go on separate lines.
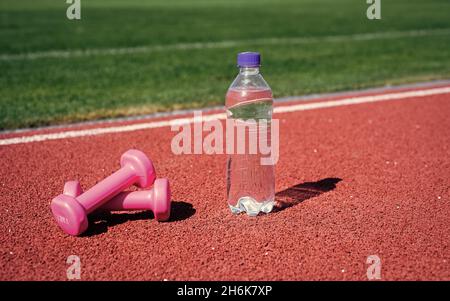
top-left (56, 215), bottom-right (69, 225)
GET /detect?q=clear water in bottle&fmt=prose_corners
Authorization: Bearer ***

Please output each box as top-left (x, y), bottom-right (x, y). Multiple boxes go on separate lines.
top-left (226, 52), bottom-right (275, 216)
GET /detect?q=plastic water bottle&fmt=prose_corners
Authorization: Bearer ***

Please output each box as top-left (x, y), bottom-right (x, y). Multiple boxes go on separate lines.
top-left (226, 52), bottom-right (275, 216)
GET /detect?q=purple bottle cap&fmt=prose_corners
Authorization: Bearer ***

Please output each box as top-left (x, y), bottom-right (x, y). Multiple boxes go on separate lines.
top-left (237, 52), bottom-right (261, 67)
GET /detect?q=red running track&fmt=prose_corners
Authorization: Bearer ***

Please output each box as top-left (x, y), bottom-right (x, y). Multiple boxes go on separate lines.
top-left (0, 83), bottom-right (449, 280)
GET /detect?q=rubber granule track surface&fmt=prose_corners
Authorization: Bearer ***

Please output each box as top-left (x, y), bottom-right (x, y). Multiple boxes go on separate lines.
top-left (0, 87), bottom-right (449, 280)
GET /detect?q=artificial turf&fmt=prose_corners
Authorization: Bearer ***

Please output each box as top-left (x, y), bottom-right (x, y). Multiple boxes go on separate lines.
top-left (1, 0), bottom-right (449, 129)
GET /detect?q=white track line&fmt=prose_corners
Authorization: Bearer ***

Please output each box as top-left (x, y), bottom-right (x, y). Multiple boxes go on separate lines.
top-left (1, 86), bottom-right (449, 146)
top-left (1, 28), bottom-right (450, 61)
top-left (275, 87), bottom-right (450, 114)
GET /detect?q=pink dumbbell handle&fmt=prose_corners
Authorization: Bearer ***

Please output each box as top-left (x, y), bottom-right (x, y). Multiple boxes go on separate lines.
top-left (77, 166), bottom-right (138, 213)
top-left (98, 191), bottom-right (153, 211)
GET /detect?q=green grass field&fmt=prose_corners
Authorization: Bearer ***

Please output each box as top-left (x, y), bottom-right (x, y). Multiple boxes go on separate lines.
top-left (1, 0), bottom-right (450, 129)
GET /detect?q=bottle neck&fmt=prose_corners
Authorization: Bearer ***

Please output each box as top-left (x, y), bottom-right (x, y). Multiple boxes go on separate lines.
top-left (239, 66), bottom-right (260, 75)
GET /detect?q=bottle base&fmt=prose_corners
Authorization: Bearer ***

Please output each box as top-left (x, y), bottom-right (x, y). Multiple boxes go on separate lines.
top-left (228, 196), bottom-right (275, 217)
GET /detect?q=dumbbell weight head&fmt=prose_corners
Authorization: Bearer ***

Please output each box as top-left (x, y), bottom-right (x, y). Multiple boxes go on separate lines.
top-left (151, 178), bottom-right (171, 221)
top-left (51, 194), bottom-right (89, 236)
top-left (120, 149), bottom-right (156, 189)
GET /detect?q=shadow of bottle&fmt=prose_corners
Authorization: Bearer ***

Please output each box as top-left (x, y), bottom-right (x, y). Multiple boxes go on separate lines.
top-left (274, 177), bottom-right (342, 212)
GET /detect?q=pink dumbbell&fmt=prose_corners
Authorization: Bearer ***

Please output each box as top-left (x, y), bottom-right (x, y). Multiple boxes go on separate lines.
top-left (51, 149), bottom-right (156, 236)
top-left (63, 178), bottom-right (171, 222)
